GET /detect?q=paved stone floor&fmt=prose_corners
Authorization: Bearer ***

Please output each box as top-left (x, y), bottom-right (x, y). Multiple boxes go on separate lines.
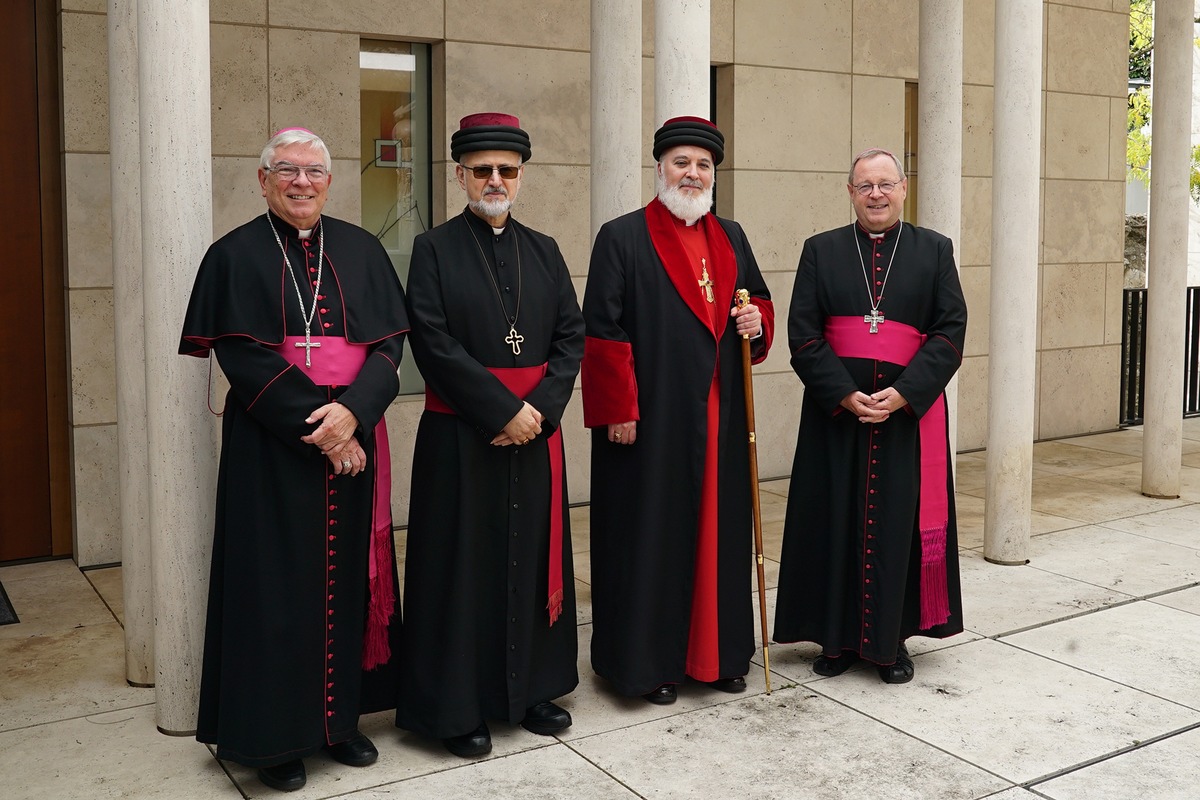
top-left (4, 424), bottom-right (1200, 798)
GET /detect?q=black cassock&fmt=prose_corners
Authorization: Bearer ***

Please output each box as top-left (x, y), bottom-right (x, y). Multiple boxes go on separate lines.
top-left (582, 205), bottom-right (773, 696)
top-left (396, 209), bottom-right (583, 739)
top-left (180, 212), bottom-right (408, 768)
top-left (773, 221), bottom-right (967, 665)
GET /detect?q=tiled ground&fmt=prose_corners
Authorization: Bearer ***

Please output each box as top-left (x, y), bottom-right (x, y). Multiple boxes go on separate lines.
top-left (4, 424), bottom-right (1200, 799)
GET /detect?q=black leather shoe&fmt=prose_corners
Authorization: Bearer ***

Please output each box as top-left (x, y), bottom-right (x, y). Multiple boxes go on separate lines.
top-left (324, 731), bottom-right (378, 766)
top-left (521, 701), bottom-right (572, 735)
top-left (878, 642), bottom-right (915, 684)
top-left (707, 676), bottom-right (747, 693)
top-left (443, 722), bottom-right (491, 758)
top-left (813, 651), bottom-right (859, 677)
top-left (642, 684), bottom-right (677, 705)
top-left (257, 759), bottom-right (306, 792)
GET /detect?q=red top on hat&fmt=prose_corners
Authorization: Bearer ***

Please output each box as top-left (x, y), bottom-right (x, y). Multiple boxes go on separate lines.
top-left (661, 115), bottom-right (716, 129)
top-left (274, 126), bottom-right (315, 136)
top-left (459, 112), bottom-right (521, 130)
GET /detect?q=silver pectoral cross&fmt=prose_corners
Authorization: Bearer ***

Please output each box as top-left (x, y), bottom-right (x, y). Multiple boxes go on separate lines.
top-left (505, 325), bottom-right (524, 356)
top-left (864, 309), bottom-right (885, 334)
top-left (295, 332), bottom-right (321, 367)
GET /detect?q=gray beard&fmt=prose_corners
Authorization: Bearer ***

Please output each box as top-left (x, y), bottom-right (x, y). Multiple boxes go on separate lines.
top-left (656, 174), bottom-right (713, 223)
top-left (470, 194), bottom-right (512, 219)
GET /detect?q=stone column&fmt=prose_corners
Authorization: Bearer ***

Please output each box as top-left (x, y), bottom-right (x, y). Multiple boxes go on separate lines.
top-left (591, 0), bottom-right (642, 239)
top-left (1142, 0), bottom-right (1195, 498)
top-left (108, 0), bottom-right (153, 688)
top-left (984, 0), bottom-right (1042, 564)
top-left (137, 0), bottom-right (216, 734)
top-left (654, 0), bottom-right (710, 125)
top-left (918, 0), bottom-right (963, 462)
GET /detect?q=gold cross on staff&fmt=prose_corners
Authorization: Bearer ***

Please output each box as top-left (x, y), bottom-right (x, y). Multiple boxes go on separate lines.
top-left (698, 258), bottom-right (715, 303)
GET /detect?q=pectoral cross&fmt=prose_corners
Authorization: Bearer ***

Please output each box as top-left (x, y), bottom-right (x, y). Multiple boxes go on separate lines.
top-left (698, 259), bottom-right (714, 303)
top-left (505, 325), bottom-right (524, 356)
top-left (295, 332), bottom-right (321, 367)
top-left (864, 308), bottom-right (885, 334)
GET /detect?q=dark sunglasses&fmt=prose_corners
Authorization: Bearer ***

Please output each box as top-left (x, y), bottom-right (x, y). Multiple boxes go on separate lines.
top-left (465, 164), bottom-right (520, 179)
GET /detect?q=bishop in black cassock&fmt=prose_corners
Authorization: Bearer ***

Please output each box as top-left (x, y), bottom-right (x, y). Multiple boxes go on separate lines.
top-left (582, 117), bottom-right (774, 704)
top-left (773, 148), bottom-right (967, 684)
top-left (396, 113), bottom-right (583, 758)
top-left (179, 129), bottom-right (408, 792)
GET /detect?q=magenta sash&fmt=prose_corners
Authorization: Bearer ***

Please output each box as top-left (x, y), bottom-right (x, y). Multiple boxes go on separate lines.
top-left (274, 336), bottom-right (396, 668)
top-left (823, 317), bottom-right (951, 629)
top-left (424, 365), bottom-right (566, 626)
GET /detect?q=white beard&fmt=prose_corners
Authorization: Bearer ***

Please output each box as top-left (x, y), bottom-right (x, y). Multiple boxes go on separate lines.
top-left (656, 171), bottom-right (714, 223)
top-left (470, 189), bottom-right (512, 219)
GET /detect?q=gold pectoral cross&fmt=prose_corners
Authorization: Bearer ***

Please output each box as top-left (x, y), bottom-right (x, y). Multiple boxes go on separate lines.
top-left (698, 258), bottom-right (714, 303)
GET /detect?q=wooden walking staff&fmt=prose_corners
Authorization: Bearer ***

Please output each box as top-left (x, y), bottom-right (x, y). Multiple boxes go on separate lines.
top-left (735, 289), bottom-right (771, 694)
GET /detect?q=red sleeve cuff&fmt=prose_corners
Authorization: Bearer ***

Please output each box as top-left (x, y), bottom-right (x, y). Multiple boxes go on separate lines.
top-left (581, 336), bottom-right (639, 427)
top-left (752, 297), bottom-right (776, 364)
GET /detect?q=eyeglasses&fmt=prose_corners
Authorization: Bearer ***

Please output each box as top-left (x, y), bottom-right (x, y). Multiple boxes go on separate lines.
top-left (267, 163), bottom-right (329, 182)
top-left (853, 181), bottom-right (902, 196)
top-left (465, 164), bottom-right (520, 180)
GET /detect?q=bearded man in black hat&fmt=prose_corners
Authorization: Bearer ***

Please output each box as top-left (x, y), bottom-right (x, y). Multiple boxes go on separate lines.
top-left (581, 116), bottom-right (774, 705)
top-left (396, 112), bottom-right (584, 757)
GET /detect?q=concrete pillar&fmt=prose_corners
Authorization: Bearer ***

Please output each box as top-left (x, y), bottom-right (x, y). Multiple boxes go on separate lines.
top-left (591, 0), bottom-right (642, 239)
top-left (654, 0), bottom-right (710, 125)
top-left (984, 0), bottom-right (1042, 565)
top-left (137, 0), bottom-right (217, 734)
top-left (918, 0), bottom-right (963, 462)
top-left (1142, 0), bottom-right (1195, 498)
top-left (108, 0), bottom-right (153, 688)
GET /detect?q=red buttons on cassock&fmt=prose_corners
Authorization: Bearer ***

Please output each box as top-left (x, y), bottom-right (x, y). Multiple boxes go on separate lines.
top-left (323, 322), bottom-right (332, 328)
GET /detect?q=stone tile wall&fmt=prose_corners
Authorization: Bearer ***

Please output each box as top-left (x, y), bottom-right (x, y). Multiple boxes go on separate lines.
top-left (57, 0), bottom-right (1129, 564)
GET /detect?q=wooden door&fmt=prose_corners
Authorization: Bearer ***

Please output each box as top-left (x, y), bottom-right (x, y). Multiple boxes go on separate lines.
top-left (0, 1), bottom-right (70, 562)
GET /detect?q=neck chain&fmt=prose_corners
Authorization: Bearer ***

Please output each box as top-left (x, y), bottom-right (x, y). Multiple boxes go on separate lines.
top-left (266, 212), bottom-right (324, 366)
top-left (463, 215), bottom-right (524, 355)
top-left (853, 223), bottom-right (901, 334)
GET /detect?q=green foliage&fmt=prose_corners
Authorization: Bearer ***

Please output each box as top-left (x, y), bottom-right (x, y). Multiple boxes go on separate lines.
top-left (1126, 0), bottom-right (1200, 204)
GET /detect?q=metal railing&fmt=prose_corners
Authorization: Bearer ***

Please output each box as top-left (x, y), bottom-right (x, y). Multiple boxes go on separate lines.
top-left (1120, 286), bottom-right (1200, 425)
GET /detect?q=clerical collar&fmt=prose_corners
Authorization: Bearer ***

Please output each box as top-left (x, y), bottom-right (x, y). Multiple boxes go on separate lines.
top-left (298, 228), bottom-right (313, 240)
top-left (492, 226), bottom-right (505, 235)
top-left (856, 219), bottom-right (901, 241)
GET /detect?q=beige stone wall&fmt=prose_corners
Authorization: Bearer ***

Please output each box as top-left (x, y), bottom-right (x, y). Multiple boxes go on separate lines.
top-left (58, 0), bottom-right (1130, 564)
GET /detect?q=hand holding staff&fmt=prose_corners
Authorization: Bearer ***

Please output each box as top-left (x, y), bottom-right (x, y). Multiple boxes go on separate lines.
top-left (735, 288), bottom-right (771, 694)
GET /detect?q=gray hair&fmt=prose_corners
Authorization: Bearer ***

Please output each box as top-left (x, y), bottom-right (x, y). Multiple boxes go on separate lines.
top-left (849, 148), bottom-right (905, 183)
top-left (260, 129), bottom-right (332, 172)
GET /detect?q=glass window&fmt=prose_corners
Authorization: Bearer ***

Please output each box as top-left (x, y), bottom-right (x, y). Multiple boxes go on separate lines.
top-left (360, 41), bottom-right (430, 394)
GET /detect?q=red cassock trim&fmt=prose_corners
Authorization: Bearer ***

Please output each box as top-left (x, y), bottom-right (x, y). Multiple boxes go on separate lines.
top-left (581, 336), bottom-right (639, 427)
top-left (644, 198), bottom-right (737, 339)
top-left (752, 297), bottom-right (776, 364)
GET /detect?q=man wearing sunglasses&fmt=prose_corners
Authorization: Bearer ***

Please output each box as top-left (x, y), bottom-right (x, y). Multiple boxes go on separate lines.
top-left (180, 128), bottom-right (408, 791)
top-left (773, 148), bottom-right (968, 686)
top-left (397, 113), bottom-right (583, 758)
top-left (582, 116), bottom-right (774, 706)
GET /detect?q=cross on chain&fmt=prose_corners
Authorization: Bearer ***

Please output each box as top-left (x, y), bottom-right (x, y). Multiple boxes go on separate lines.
top-left (295, 335), bottom-right (321, 367)
top-left (864, 309), bottom-right (886, 334)
top-left (698, 258), bottom-right (715, 303)
top-left (506, 325), bottom-right (524, 356)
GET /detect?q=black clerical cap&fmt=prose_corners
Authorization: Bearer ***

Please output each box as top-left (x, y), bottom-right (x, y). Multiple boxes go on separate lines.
top-left (653, 116), bottom-right (725, 165)
top-left (451, 112), bottom-right (533, 163)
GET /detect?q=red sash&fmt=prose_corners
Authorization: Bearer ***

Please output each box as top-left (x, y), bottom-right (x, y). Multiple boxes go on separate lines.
top-left (424, 365), bottom-right (566, 626)
top-left (823, 317), bottom-right (951, 630)
top-left (274, 336), bottom-right (396, 668)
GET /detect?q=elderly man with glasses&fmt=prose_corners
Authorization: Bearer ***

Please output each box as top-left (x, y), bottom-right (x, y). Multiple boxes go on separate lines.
top-left (773, 148), bottom-right (968, 686)
top-left (180, 128), bottom-right (408, 792)
top-left (396, 112), bottom-right (583, 758)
